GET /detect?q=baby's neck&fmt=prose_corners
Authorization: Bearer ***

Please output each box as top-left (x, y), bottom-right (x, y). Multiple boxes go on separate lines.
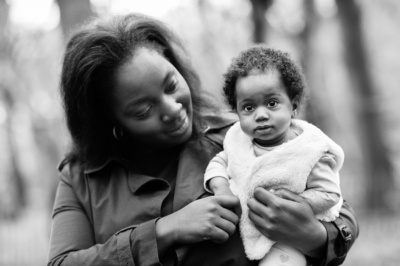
top-left (253, 127), bottom-right (299, 148)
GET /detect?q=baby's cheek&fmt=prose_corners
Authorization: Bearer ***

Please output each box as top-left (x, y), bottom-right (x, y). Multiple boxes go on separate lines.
top-left (240, 120), bottom-right (255, 138)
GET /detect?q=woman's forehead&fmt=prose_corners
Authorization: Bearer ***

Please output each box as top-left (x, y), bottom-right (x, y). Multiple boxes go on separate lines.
top-left (112, 48), bottom-right (175, 102)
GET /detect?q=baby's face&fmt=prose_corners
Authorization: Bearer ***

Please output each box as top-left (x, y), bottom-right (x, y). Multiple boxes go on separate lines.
top-left (235, 69), bottom-right (294, 147)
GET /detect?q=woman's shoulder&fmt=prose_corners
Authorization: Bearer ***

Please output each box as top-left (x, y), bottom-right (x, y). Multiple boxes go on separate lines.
top-left (201, 109), bottom-right (238, 146)
top-left (57, 155), bottom-right (86, 185)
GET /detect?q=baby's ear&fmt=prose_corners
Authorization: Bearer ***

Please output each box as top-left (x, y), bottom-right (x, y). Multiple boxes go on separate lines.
top-left (291, 97), bottom-right (300, 118)
top-left (291, 96), bottom-right (300, 110)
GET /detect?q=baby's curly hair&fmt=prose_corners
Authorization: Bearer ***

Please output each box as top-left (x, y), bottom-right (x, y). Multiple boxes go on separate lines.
top-left (223, 44), bottom-right (306, 110)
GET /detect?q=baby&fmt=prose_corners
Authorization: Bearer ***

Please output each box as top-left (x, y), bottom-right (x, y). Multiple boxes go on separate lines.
top-left (204, 45), bottom-right (344, 266)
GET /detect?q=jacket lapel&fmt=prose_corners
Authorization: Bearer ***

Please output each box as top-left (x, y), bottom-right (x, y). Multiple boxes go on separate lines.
top-left (173, 141), bottom-right (210, 212)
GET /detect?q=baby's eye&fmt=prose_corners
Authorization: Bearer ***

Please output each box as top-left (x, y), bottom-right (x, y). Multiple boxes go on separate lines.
top-left (135, 106), bottom-right (152, 119)
top-left (243, 105), bottom-right (254, 112)
top-left (268, 100), bottom-right (278, 107)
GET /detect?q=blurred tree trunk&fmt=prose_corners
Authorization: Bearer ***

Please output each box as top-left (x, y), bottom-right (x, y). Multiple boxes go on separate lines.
top-left (298, 0), bottom-right (330, 130)
top-left (0, 0), bottom-right (26, 218)
top-left (56, 0), bottom-right (95, 38)
top-left (336, 0), bottom-right (394, 213)
top-left (249, 0), bottom-right (273, 43)
top-left (45, 0), bottom-right (95, 209)
top-left (2, 90), bottom-right (27, 218)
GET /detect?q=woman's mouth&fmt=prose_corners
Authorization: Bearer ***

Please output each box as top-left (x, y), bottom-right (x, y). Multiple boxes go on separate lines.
top-left (165, 116), bottom-right (189, 137)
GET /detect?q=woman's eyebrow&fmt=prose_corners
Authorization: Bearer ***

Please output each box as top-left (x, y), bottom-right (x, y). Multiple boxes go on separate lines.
top-left (123, 96), bottom-right (148, 114)
top-left (128, 97), bottom-right (147, 105)
top-left (162, 69), bottom-right (174, 85)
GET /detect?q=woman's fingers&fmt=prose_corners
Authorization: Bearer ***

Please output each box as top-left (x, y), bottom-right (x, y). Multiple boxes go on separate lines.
top-left (246, 186), bottom-right (326, 253)
top-left (214, 190), bottom-right (242, 217)
top-left (215, 195), bottom-right (240, 212)
top-left (247, 208), bottom-right (267, 227)
top-left (211, 217), bottom-right (237, 243)
top-left (173, 195), bottom-right (240, 244)
top-left (273, 188), bottom-right (306, 203)
top-left (251, 187), bottom-right (306, 211)
top-left (208, 196), bottom-right (239, 243)
top-left (219, 207), bottom-right (239, 228)
top-left (252, 187), bottom-right (279, 207)
top-left (247, 194), bottom-right (270, 218)
top-left (216, 196), bottom-right (240, 224)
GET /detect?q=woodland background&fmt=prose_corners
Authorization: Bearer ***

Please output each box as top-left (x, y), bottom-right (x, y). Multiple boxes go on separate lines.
top-left (0, 0), bottom-right (399, 265)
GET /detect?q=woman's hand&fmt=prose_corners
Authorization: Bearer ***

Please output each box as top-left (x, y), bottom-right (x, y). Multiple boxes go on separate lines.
top-left (247, 187), bottom-right (328, 258)
top-left (209, 177), bottom-right (242, 217)
top-left (214, 191), bottom-right (242, 217)
top-left (156, 195), bottom-right (240, 249)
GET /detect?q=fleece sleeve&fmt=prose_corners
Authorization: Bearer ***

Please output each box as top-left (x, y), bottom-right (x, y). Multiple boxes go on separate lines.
top-left (203, 151), bottom-right (230, 193)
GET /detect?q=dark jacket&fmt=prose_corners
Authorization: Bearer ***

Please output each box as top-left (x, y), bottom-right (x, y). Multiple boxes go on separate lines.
top-left (48, 111), bottom-right (358, 266)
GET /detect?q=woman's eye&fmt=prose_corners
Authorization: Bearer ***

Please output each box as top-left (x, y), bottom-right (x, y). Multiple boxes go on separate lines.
top-left (135, 106), bottom-right (152, 119)
top-left (243, 105), bottom-right (254, 112)
top-left (166, 77), bottom-right (178, 93)
top-left (268, 100), bottom-right (278, 107)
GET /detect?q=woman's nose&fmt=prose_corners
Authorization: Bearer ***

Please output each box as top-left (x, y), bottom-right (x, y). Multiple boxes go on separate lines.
top-left (161, 97), bottom-right (183, 122)
top-left (255, 107), bottom-right (269, 122)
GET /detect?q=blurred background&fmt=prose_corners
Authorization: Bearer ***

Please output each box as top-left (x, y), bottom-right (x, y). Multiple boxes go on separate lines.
top-left (0, 0), bottom-right (399, 265)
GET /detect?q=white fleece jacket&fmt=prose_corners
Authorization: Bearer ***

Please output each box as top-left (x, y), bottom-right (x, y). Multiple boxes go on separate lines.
top-left (222, 119), bottom-right (344, 260)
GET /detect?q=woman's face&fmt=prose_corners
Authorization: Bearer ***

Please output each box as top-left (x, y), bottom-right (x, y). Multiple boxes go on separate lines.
top-left (111, 47), bottom-right (193, 151)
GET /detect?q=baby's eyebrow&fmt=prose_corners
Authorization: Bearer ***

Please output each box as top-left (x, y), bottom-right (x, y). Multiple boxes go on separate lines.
top-left (237, 98), bottom-right (253, 105)
top-left (263, 92), bottom-right (281, 97)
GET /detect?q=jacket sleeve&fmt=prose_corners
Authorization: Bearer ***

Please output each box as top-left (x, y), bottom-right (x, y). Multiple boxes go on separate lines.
top-left (308, 200), bottom-right (359, 266)
top-left (47, 164), bottom-right (163, 266)
top-left (203, 150), bottom-right (230, 193)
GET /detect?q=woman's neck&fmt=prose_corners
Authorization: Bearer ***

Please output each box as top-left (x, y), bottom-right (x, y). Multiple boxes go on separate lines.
top-left (127, 144), bottom-right (183, 176)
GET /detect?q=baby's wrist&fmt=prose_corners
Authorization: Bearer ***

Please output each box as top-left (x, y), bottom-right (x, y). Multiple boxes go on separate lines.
top-left (213, 186), bottom-right (234, 196)
top-left (209, 177), bottom-right (230, 194)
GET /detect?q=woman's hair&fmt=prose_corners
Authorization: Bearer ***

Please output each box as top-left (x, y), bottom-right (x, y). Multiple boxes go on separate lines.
top-left (60, 13), bottom-right (207, 162)
top-left (222, 44), bottom-right (306, 110)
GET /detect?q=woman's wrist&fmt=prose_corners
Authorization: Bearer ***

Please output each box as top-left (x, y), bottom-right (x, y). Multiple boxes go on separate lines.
top-left (299, 221), bottom-right (328, 259)
top-left (155, 216), bottom-right (176, 255)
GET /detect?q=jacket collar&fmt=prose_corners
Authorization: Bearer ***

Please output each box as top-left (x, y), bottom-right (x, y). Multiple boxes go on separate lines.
top-left (83, 154), bottom-right (126, 175)
top-left (81, 110), bottom-right (238, 181)
top-left (79, 141), bottom-right (209, 212)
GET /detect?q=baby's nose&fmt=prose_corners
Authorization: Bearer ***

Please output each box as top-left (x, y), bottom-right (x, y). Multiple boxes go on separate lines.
top-left (255, 107), bottom-right (269, 122)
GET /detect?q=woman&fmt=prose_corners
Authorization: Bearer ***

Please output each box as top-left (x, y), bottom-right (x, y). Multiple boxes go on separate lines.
top-left (48, 13), bottom-right (358, 266)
